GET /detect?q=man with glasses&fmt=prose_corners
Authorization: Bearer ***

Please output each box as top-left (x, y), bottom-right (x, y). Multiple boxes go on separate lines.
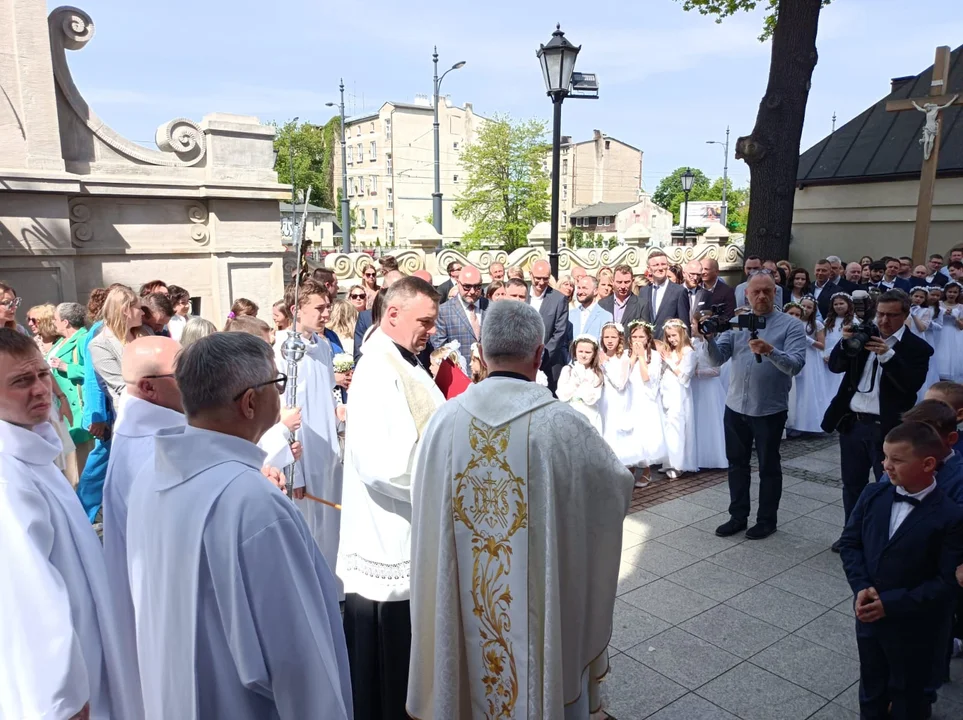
top-left (700, 257), bottom-right (737, 322)
top-left (527, 259), bottom-right (569, 392)
top-left (0, 281), bottom-right (25, 333)
top-left (127, 332), bottom-right (352, 718)
top-left (436, 261), bottom-right (462, 304)
top-left (735, 256), bottom-right (784, 310)
top-left (434, 265), bottom-right (487, 369)
top-left (822, 290), bottom-right (933, 552)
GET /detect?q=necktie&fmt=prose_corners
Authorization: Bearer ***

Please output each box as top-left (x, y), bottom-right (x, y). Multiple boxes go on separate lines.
top-left (467, 303), bottom-right (480, 339)
top-left (893, 493), bottom-right (921, 507)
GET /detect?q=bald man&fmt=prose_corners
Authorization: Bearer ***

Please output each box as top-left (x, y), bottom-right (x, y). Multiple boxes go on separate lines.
top-left (527, 259), bottom-right (570, 392)
top-left (102, 336), bottom-right (186, 720)
top-left (353, 269), bottom-right (407, 362)
top-left (434, 264), bottom-right (488, 368)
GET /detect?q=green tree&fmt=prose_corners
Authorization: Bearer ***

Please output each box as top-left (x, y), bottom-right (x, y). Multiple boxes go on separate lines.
top-left (274, 117), bottom-right (339, 211)
top-left (703, 177), bottom-right (750, 233)
top-left (454, 115), bottom-right (550, 252)
top-left (653, 167), bottom-right (712, 224)
top-left (675, 0), bottom-right (829, 260)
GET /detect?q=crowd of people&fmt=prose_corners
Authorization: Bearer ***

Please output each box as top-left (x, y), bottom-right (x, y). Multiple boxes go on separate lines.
top-left (2, 241), bottom-right (963, 720)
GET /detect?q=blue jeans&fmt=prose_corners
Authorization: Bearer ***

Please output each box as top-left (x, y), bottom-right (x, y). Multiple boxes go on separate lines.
top-left (724, 407), bottom-right (788, 526)
top-left (77, 437), bottom-right (111, 522)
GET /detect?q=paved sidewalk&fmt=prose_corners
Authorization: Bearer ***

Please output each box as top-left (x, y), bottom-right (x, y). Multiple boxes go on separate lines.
top-left (604, 439), bottom-right (963, 719)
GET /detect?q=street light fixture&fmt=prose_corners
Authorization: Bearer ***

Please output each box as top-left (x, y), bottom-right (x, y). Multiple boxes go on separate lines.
top-left (680, 168), bottom-right (695, 246)
top-left (706, 126), bottom-right (730, 228)
top-left (537, 24), bottom-right (587, 279)
top-left (326, 80), bottom-right (351, 253)
top-left (432, 47), bottom-right (466, 249)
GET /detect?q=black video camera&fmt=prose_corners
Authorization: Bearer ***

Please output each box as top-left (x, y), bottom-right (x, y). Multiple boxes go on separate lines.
top-left (842, 290), bottom-right (880, 356)
top-left (697, 304), bottom-right (729, 336)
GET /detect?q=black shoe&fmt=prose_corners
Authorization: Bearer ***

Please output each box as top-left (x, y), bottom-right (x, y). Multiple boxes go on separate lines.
top-left (745, 523), bottom-right (777, 540)
top-left (830, 539), bottom-right (841, 554)
top-left (715, 518), bottom-right (748, 537)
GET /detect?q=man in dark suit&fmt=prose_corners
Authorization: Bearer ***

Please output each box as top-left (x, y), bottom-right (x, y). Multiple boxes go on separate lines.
top-left (700, 257), bottom-right (737, 322)
top-left (435, 260), bottom-right (463, 304)
top-left (839, 421), bottom-right (963, 720)
top-left (822, 290), bottom-right (933, 551)
top-left (838, 262), bottom-right (866, 293)
top-left (433, 264), bottom-right (488, 368)
top-left (639, 250), bottom-right (690, 339)
top-left (524, 260), bottom-right (568, 391)
top-left (924, 254), bottom-right (950, 287)
top-left (598, 264), bottom-right (647, 326)
top-left (811, 259), bottom-right (840, 320)
top-left (681, 259), bottom-right (712, 321)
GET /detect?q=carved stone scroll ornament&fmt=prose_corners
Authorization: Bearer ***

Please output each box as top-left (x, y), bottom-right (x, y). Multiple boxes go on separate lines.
top-left (49, 7), bottom-right (206, 167)
top-left (187, 202), bottom-right (209, 244)
top-left (68, 200), bottom-right (92, 245)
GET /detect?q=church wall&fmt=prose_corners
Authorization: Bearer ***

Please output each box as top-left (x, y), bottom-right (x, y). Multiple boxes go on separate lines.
top-left (791, 177), bottom-right (963, 268)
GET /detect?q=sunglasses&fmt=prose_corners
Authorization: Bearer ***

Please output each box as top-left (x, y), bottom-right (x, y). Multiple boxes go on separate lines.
top-left (232, 373), bottom-right (288, 401)
top-left (364, 272), bottom-right (377, 278)
top-left (349, 293), bottom-right (367, 300)
top-left (0, 297), bottom-right (22, 310)
top-left (461, 283), bottom-right (483, 292)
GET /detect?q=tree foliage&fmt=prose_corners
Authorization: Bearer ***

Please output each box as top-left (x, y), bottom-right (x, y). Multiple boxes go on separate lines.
top-left (273, 117), bottom-right (340, 211)
top-left (454, 115), bottom-right (550, 253)
top-left (676, 0), bottom-right (830, 40)
top-left (653, 167), bottom-right (712, 224)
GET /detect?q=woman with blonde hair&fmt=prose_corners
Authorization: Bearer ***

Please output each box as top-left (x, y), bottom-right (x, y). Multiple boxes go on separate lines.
top-left (26, 303), bottom-right (60, 357)
top-left (328, 299), bottom-right (358, 356)
top-left (179, 317), bottom-right (217, 349)
top-left (88, 286), bottom-right (145, 404)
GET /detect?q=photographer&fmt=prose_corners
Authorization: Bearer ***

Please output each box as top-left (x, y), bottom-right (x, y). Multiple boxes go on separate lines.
top-left (696, 273), bottom-right (807, 540)
top-left (822, 289), bottom-right (933, 551)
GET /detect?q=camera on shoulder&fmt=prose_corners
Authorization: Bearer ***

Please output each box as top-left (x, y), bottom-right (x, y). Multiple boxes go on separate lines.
top-left (698, 304), bottom-right (767, 336)
top-left (842, 290), bottom-right (880, 356)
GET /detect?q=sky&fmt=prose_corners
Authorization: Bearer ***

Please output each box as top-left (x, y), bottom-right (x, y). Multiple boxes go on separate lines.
top-left (58, 0), bottom-right (963, 193)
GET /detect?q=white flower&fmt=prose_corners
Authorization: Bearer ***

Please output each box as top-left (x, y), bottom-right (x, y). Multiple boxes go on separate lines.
top-left (333, 353), bottom-right (355, 373)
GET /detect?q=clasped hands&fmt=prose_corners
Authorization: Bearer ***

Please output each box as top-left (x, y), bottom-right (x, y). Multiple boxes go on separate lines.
top-left (855, 586), bottom-right (886, 623)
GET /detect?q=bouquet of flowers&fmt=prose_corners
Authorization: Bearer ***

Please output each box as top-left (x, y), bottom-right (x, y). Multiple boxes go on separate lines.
top-left (333, 353), bottom-right (355, 373)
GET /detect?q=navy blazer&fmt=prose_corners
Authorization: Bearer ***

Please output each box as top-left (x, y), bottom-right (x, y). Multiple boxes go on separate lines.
top-left (640, 281), bottom-right (691, 339)
top-left (598, 293), bottom-right (647, 326)
top-left (839, 481), bottom-right (963, 636)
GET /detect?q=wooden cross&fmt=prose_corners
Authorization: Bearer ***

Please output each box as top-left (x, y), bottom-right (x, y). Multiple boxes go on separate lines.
top-left (885, 46), bottom-right (963, 266)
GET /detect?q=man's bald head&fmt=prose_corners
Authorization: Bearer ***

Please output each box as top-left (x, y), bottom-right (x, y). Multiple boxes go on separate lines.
top-left (746, 273), bottom-right (776, 315)
top-left (845, 262), bottom-right (862, 283)
top-left (122, 335), bottom-right (183, 412)
top-left (382, 270), bottom-right (404, 288)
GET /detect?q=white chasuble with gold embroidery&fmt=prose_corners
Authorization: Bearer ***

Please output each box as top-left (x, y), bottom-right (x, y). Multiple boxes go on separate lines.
top-left (408, 376), bottom-right (635, 720)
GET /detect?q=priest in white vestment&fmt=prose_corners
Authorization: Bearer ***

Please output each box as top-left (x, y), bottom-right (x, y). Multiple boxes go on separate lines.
top-left (408, 300), bottom-right (634, 719)
top-left (126, 332), bottom-right (352, 720)
top-left (338, 276), bottom-right (446, 719)
top-left (102, 336), bottom-right (185, 719)
top-left (0, 328), bottom-right (141, 720)
top-left (273, 278), bottom-right (343, 595)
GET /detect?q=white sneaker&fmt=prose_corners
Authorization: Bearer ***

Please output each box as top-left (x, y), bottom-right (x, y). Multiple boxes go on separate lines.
top-left (666, 469), bottom-right (680, 480)
top-left (634, 479), bottom-right (650, 488)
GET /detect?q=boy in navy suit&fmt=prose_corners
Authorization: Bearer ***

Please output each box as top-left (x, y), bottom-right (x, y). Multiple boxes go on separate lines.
top-left (925, 381), bottom-right (963, 458)
top-left (839, 422), bottom-right (963, 719)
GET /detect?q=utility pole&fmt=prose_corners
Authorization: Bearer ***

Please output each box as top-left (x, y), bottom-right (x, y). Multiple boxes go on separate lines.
top-left (327, 81), bottom-right (351, 252)
top-left (721, 126), bottom-right (729, 228)
top-left (432, 46), bottom-right (465, 250)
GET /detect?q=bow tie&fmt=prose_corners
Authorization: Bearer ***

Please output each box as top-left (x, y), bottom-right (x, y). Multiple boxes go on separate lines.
top-left (467, 303), bottom-right (476, 312)
top-left (893, 493), bottom-right (921, 507)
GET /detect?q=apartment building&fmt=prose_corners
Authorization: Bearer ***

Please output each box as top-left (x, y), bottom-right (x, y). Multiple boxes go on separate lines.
top-left (329, 96), bottom-right (483, 248)
top-left (547, 130), bottom-right (644, 235)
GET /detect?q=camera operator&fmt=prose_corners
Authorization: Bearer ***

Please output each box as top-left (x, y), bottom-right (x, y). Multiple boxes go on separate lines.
top-left (695, 273), bottom-right (807, 540)
top-left (821, 289), bottom-right (933, 552)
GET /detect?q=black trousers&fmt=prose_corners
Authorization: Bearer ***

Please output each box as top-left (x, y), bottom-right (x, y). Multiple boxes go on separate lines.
top-left (857, 631), bottom-right (932, 720)
top-left (342, 594), bottom-right (411, 720)
top-left (724, 407), bottom-right (788, 526)
top-left (838, 415), bottom-right (885, 523)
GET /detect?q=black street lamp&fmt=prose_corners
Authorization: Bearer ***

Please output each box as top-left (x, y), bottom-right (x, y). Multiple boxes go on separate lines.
top-left (537, 25), bottom-right (580, 279)
top-left (433, 48), bottom-right (466, 249)
top-left (326, 81), bottom-right (351, 253)
top-left (681, 168), bottom-right (695, 246)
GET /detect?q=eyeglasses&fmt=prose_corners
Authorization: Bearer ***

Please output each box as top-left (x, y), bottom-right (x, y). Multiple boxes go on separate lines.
top-left (0, 297), bottom-right (21, 310)
top-left (349, 293), bottom-right (367, 300)
top-left (232, 373), bottom-right (287, 401)
top-left (461, 283), bottom-right (483, 292)
top-left (26, 317), bottom-right (38, 324)
top-left (363, 272), bottom-right (377, 278)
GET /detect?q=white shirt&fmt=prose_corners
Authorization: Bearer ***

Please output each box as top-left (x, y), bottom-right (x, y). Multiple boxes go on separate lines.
top-left (813, 281), bottom-right (830, 299)
top-left (849, 326), bottom-right (904, 415)
top-left (651, 280), bottom-right (667, 314)
top-left (530, 288), bottom-right (546, 313)
top-left (576, 301), bottom-right (597, 333)
top-left (889, 479), bottom-right (937, 538)
top-left (458, 293), bottom-right (483, 329)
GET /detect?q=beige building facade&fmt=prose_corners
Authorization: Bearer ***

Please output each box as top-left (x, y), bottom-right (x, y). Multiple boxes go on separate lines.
top-left (330, 96), bottom-right (483, 249)
top-left (0, 2), bottom-right (288, 323)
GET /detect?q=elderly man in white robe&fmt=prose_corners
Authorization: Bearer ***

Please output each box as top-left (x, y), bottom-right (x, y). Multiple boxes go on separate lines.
top-left (126, 332), bottom-right (352, 719)
top-left (408, 300), bottom-right (634, 719)
top-left (270, 278), bottom-right (343, 594)
top-left (101, 335), bottom-right (184, 718)
top-left (0, 328), bottom-right (140, 720)
top-left (338, 275), bottom-right (446, 719)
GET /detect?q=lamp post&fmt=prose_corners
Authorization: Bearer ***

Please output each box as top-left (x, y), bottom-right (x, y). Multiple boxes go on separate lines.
top-left (537, 25), bottom-right (581, 279)
top-left (680, 168), bottom-right (695, 246)
top-left (432, 47), bottom-right (466, 249)
top-left (326, 80), bottom-right (351, 253)
top-left (706, 126), bottom-right (729, 227)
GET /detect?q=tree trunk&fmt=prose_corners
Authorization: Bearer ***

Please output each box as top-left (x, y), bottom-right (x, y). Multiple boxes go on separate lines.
top-left (736, 0), bottom-right (822, 261)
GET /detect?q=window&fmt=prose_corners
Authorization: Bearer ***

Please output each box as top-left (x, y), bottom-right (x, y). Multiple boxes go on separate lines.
top-left (370, 175), bottom-right (377, 193)
top-left (356, 124), bottom-right (361, 137)
top-left (562, 159), bottom-right (568, 174)
top-left (347, 145), bottom-right (353, 164)
top-left (387, 187), bottom-right (393, 209)
top-left (453, 141), bottom-right (460, 151)
top-left (372, 208), bottom-right (379, 228)
top-left (359, 209), bottom-right (366, 228)
top-left (561, 211), bottom-right (567, 227)
top-left (386, 155), bottom-right (393, 174)
top-left (385, 118), bottom-right (391, 139)
top-left (369, 122), bottom-right (375, 134)
top-left (387, 222), bottom-right (395, 243)
top-left (357, 144), bottom-right (364, 162)
top-left (562, 184), bottom-right (568, 201)
top-left (604, 140), bottom-right (610, 150)
top-left (453, 174), bottom-right (459, 183)
top-left (369, 141), bottom-right (376, 161)
top-left (359, 176), bottom-right (366, 194)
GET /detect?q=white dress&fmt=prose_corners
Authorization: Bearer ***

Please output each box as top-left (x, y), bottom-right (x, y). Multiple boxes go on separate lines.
top-left (823, 320), bottom-right (847, 397)
top-left (908, 305), bottom-right (943, 401)
top-left (660, 349), bottom-right (698, 473)
top-left (935, 304), bottom-right (963, 381)
top-left (557, 363), bottom-right (604, 434)
top-left (626, 352), bottom-right (667, 466)
top-left (599, 352), bottom-right (636, 464)
top-left (691, 339), bottom-right (727, 469)
top-left (787, 320), bottom-right (830, 434)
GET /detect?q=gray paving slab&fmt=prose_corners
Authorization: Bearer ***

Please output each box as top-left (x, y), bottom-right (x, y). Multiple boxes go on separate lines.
top-left (599, 653), bottom-right (687, 720)
top-left (655, 526), bottom-right (743, 559)
top-left (624, 510), bottom-right (685, 540)
top-left (784, 456), bottom-right (840, 476)
top-left (794, 610), bottom-right (859, 660)
top-left (622, 540), bottom-right (702, 577)
top-left (801, 548), bottom-right (848, 580)
top-left (806, 502), bottom-right (847, 527)
top-left (621, 528), bottom-right (644, 551)
top-left (680, 604), bottom-right (787, 659)
top-left (682, 488), bottom-right (734, 513)
top-left (610, 598), bottom-right (672, 652)
top-left (665, 560), bottom-right (758, 603)
top-left (766, 565), bottom-right (854, 607)
top-left (690, 511), bottom-right (737, 535)
top-left (750, 634), bottom-right (860, 700)
top-left (832, 682), bottom-right (860, 714)
top-left (779, 515), bottom-right (843, 546)
top-left (777, 490), bottom-right (832, 516)
top-left (644, 692), bottom-right (739, 719)
top-left (645, 497), bottom-right (719, 525)
top-left (785, 479), bottom-right (845, 503)
top-left (725, 583), bottom-right (827, 632)
top-left (620, 579), bottom-right (718, 625)
top-left (933, 696), bottom-right (963, 720)
top-left (833, 596), bottom-right (855, 616)
top-left (745, 530), bottom-right (824, 563)
top-left (625, 627), bottom-right (741, 690)
top-left (616, 560), bottom-right (659, 597)
top-left (696, 662), bottom-right (826, 720)
top-left (707, 543), bottom-right (798, 581)
top-left (806, 702), bottom-right (859, 719)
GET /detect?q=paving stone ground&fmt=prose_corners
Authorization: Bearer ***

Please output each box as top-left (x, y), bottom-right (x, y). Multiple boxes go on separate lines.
top-left (605, 434), bottom-right (963, 719)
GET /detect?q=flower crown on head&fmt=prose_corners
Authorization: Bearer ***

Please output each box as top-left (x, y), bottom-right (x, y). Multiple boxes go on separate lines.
top-left (830, 292), bottom-right (853, 302)
top-left (662, 318), bottom-right (688, 331)
top-left (626, 319), bottom-right (655, 332)
top-left (783, 301), bottom-right (803, 312)
top-left (945, 281), bottom-right (963, 290)
top-left (925, 286), bottom-right (944, 293)
top-left (573, 333), bottom-right (599, 346)
top-left (600, 321), bottom-right (625, 335)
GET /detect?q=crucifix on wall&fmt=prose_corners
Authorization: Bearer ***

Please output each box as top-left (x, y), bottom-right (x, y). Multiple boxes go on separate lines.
top-left (886, 46), bottom-right (963, 266)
